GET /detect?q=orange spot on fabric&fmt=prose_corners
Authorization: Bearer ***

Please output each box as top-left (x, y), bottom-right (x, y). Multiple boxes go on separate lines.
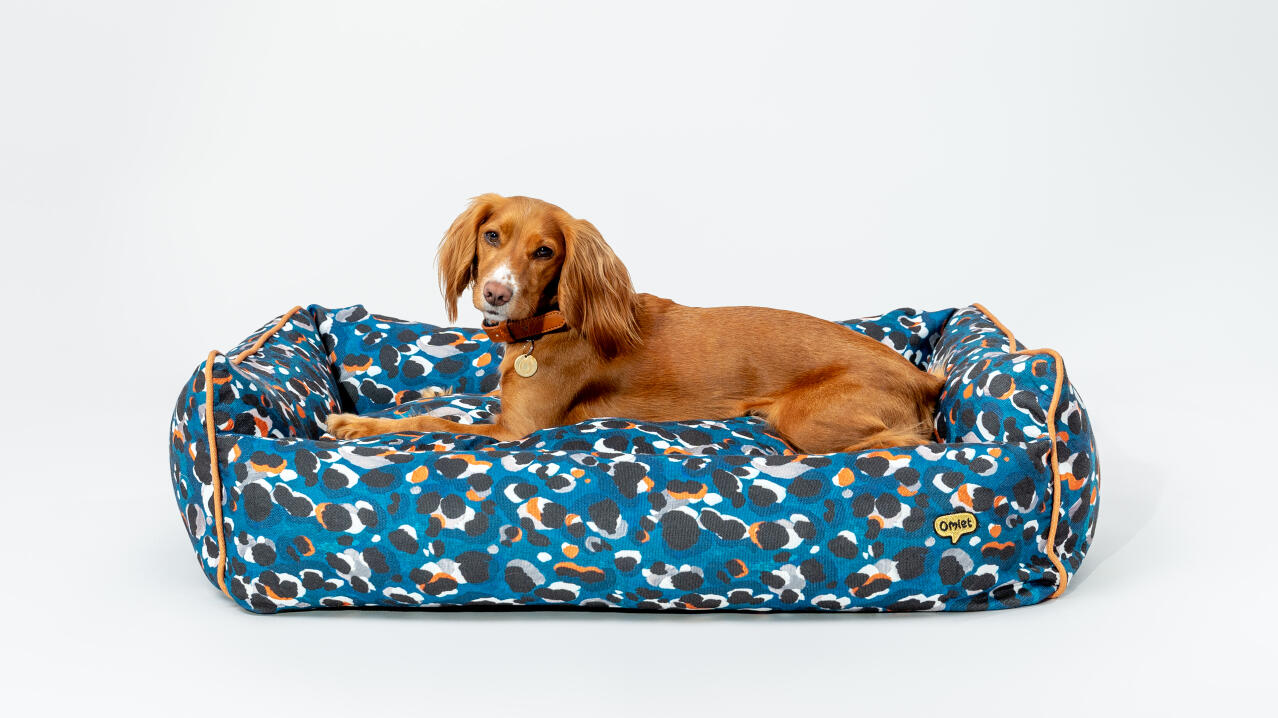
top-left (562, 544), bottom-right (579, 559)
top-left (834, 468), bottom-right (856, 486)
top-left (989, 524), bottom-right (1002, 538)
top-left (475, 352), bottom-right (492, 367)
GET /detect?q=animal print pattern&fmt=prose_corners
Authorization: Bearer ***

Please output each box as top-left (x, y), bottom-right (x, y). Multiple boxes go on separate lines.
top-left (169, 304), bottom-right (1099, 613)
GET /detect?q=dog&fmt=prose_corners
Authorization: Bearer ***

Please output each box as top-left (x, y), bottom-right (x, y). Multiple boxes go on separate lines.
top-left (326, 194), bottom-right (943, 453)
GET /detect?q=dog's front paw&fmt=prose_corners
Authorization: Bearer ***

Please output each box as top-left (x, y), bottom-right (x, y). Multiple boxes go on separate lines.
top-left (325, 413), bottom-right (387, 439)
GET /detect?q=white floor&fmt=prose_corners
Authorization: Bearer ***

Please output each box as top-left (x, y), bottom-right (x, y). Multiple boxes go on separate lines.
top-left (4, 2), bottom-right (1274, 715)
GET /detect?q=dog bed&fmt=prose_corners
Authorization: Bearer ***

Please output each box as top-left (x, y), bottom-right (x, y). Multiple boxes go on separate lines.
top-left (169, 303), bottom-right (1099, 613)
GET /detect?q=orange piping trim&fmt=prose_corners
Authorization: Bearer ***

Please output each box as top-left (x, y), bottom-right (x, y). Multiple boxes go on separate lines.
top-left (973, 302), bottom-right (1018, 352)
top-left (202, 351), bottom-right (232, 598)
top-left (1011, 345), bottom-right (1069, 599)
top-left (232, 305), bottom-right (303, 365)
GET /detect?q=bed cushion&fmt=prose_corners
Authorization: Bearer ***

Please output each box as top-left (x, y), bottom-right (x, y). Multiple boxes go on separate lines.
top-left (168, 303), bottom-right (1099, 613)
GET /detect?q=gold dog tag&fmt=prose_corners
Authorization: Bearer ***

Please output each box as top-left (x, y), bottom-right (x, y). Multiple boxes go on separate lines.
top-left (513, 353), bottom-right (538, 377)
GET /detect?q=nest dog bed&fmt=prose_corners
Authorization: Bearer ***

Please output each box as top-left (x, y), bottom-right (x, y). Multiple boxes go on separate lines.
top-left (169, 304), bottom-right (1099, 613)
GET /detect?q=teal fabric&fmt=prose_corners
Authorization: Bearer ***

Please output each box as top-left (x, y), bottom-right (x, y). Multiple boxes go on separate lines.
top-left (169, 304), bottom-right (1098, 613)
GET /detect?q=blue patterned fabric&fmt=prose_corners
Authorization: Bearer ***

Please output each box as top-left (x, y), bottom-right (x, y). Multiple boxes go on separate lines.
top-left (169, 304), bottom-right (1099, 613)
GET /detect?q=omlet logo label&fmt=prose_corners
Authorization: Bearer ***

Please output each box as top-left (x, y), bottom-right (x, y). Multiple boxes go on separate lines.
top-left (934, 512), bottom-right (978, 543)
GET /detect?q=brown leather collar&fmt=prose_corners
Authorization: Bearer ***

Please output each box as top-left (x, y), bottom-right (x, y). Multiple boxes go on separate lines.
top-left (481, 310), bottom-right (569, 343)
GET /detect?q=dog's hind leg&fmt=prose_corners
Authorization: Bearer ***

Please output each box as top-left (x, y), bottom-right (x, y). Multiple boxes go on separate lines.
top-left (754, 374), bottom-right (933, 454)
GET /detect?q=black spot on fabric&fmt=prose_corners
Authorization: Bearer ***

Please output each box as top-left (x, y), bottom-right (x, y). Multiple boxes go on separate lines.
top-left (359, 379), bottom-right (394, 405)
top-left (987, 374), bottom-right (1012, 397)
top-left (903, 506), bottom-right (925, 532)
top-left (323, 468), bottom-right (351, 490)
top-left (855, 455), bottom-right (889, 477)
top-left (433, 357), bottom-right (464, 376)
top-left (962, 573), bottom-right (995, 592)
top-left (363, 547), bottom-right (389, 574)
top-left (982, 543), bottom-right (1016, 561)
top-left (251, 543), bottom-right (276, 566)
top-left (301, 571), bottom-right (324, 590)
top-left (540, 502), bottom-right (566, 529)
top-left (272, 485), bottom-right (313, 517)
top-left (865, 520), bottom-right (880, 540)
top-left (318, 503), bottom-right (352, 532)
top-left (799, 558), bottom-right (826, 583)
top-left (761, 571), bottom-right (785, 589)
top-left (700, 510), bottom-right (746, 541)
top-left (336, 535), bottom-right (354, 547)
top-left (773, 551), bottom-right (790, 563)
top-left (851, 493), bottom-right (875, 517)
top-left (793, 519), bottom-right (815, 540)
top-left (828, 533), bottom-right (858, 558)
top-left (660, 511), bottom-right (700, 551)
top-left (614, 555), bottom-right (638, 572)
top-left (1012, 391), bottom-right (1046, 422)
top-left (440, 494), bottom-right (466, 519)
top-left (468, 474), bottom-right (493, 492)
top-left (362, 469), bottom-right (396, 489)
top-left (511, 483), bottom-right (538, 500)
top-left (357, 505), bottom-right (378, 529)
top-left (971, 486), bottom-right (995, 511)
top-left (752, 522), bottom-right (788, 550)
top-left (388, 528), bottom-right (418, 553)
top-left (416, 491), bottom-right (441, 514)
top-left (980, 411), bottom-right (1001, 438)
top-left (856, 576), bottom-right (891, 597)
top-left (601, 435), bottom-right (630, 453)
top-left (895, 467), bottom-right (919, 486)
top-left (422, 574), bottom-right (457, 596)
top-left (969, 457), bottom-right (994, 475)
top-left (677, 428), bottom-right (712, 446)
top-left (893, 547), bottom-right (926, 580)
top-left (889, 597), bottom-right (936, 611)
top-left (611, 462), bottom-right (648, 499)
top-left (434, 457), bottom-right (469, 479)
top-left (671, 571), bottom-right (703, 590)
top-left (666, 479), bottom-right (703, 497)
top-left (790, 477), bottom-right (822, 498)
top-left (875, 493), bottom-right (901, 518)
top-left (1012, 478), bottom-right (1035, 509)
top-left (1073, 453), bottom-right (1092, 479)
top-left (940, 471), bottom-right (965, 489)
top-left (588, 499), bottom-right (621, 533)
top-left (748, 483), bottom-right (780, 507)
top-left (456, 551), bottom-right (491, 583)
top-left (535, 587), bottom-right (576, 602)
top-left (242, 483), bottom-right (272, 522)
top-left (464, 512), bottom-right (489, 536)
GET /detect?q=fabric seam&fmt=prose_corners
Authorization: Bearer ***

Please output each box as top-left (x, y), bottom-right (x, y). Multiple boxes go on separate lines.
top-left (202, 351), bottom-right (232, 599)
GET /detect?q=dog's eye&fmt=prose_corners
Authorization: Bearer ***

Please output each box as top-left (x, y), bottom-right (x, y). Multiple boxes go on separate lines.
top-left (534, 246), bottom-right (554, 259)
top-left (483, 230), bottom-right (499, 245)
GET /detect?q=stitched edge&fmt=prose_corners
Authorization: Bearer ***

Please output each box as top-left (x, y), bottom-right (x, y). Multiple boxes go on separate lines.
top-left (973, 304), bottom-right (1068, 599)
top-left (202, 350), bottom-right (232, 598)
top-left (972, 302), bottom-right (1019, 352)
top-left (232, 305), bottom-right (303, 365)
top-left (1011, 347), bottom-right (1069, 599)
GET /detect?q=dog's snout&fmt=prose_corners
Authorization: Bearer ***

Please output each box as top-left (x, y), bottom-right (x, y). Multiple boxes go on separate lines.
top-left (483, 281), bottom-right (513, 307)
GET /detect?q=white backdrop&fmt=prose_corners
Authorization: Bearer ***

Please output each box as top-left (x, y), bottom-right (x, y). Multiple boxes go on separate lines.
top-left (3, 1), bottom-right (1274, 715)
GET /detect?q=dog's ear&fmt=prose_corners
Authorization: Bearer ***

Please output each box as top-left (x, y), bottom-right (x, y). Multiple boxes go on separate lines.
top-left (437, 194), bottom-right (502, 322)
top-left (558, 218), bottom-right (640, 358)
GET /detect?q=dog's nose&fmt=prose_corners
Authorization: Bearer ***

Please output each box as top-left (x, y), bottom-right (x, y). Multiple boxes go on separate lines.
top-left (483, 281), bottom-right (512, 307)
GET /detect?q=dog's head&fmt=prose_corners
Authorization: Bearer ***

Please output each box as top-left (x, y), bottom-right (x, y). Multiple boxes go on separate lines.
top-left (437, 194), bottom-right (640, 357)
